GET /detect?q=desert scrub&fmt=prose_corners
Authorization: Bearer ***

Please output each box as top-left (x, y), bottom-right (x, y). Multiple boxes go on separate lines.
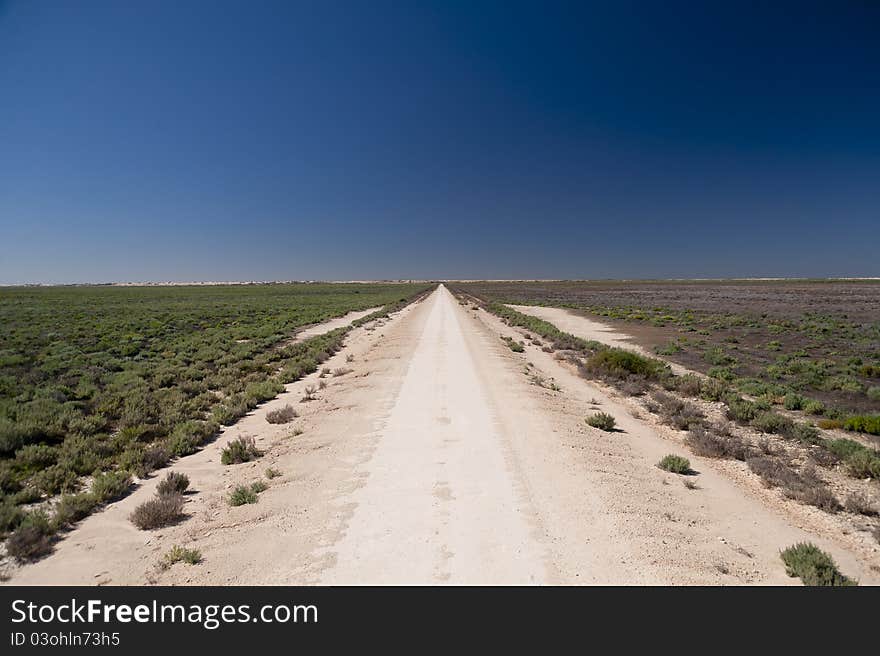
top-left (825, 439), bottom-right (880, 479)
top-left (0, 282), bottom-right (432, 521)
top-left (502, 336), bottom-right (525, 353)
top-left (228, 483), bottom-right (263, 506)
top-left (657, 454), bottom-right (691, 474)
top-left (585, 348), bottom-right (668, 381)
top-left (221, 436), bottom-right (262, 465)
top-left (91, 470), bottom-right (132, 502)
top-left (6, 511), bottom-right (54, 562)
top-left (650, 391), bottom-right (704, 430)
top-left (156, 471), bottom-right (189, 496)
top-left (265, 467), bottom-right (282, 479)
top-left (843, 492), bottom-right (877, 516)
top-left (162, 545), bottom-right (202, 568)
top-left (52, 492), bottom-right (99, 527)
top-left (780, 543), bottom-right (856, 586)
top-left (747, 457), bottom-right (840, 512)
top-left (130, 493), bottom-right (185, 530)
top-left (844, 414), bottom-right (880, 436)
top-left (685, 426), bottom-right (750, 461)
top-left (585, 412), bottom-right (616, 431)
top-left (266, 404), bottom-right (297, 424)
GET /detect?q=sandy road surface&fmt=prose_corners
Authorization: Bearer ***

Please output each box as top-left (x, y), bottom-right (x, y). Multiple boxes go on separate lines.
top-left (7, 286), bottom-right (878, 585)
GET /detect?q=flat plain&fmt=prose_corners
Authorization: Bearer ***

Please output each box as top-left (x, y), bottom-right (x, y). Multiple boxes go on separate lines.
top-left (2, 281), bottom-right (878, 585)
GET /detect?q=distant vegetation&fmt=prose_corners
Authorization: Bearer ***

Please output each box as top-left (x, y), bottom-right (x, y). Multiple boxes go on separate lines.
top-left (0, 282), bottom-right (432, 557)
top-left (457, 280), bottom-right (880, 432)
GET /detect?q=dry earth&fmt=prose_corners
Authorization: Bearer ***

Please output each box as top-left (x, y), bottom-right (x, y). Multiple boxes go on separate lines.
top-left (6, 286), bottom-right (878, 585)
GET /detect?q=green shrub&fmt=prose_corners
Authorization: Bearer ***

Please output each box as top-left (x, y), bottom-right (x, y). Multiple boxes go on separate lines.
top-left (802, 400), bottom-right (826, 415)
top-left (162, 545), bottom-right (202, 568)
top-left (53, 492), bottom-right (98, 527)
top-left (726, 398), bottom-right (759, 424)
top-left (156, 471), bottom-right (189, 496)
top-left (502, 336), bottom-right (525, 353)
top-left (0, 500), bottom-right (26, 537)
top-left (658, 454), bottom-right (691, 474)
top-left (867, 386), bottom-right (880, 402)
top-left (585, 412), bottom-right (616, 431)
top-left (130, 493), bottom-right (185, 530)
top-left (780, 543), bottom-right (856, 586)
top-left (228, 485), bottom-right (258, 506)
top-left (783, 393), bottom-right (805, 411)
top-left (586, 348), bottom-right (667, 380)
top-left (826, 439), bottom-right (880, 479)
top-left (844, 415), bottom-right (880, 436)
top-left (250, 479), bottom-right (268, 493)
top-left (751, 412), bottom-right (793, 435)
top-left (265, 467), bottom-right (282, 479)
top-left (14, 444), bottom-right (58, 470)
top-left (91, 471), bottom-right (132, 502)
top-left (786, 422), bottom-right (821, 444)
top-left (221, 436), bottom-right (262, 465)
top-left (699, 378), bottom-right (727, 402)
top-left (32, 464), bottom-right (80, 496)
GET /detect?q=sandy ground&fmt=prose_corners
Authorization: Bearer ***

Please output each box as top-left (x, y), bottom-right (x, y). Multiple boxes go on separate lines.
top-left (6, 286), bottom-right (878, 585)
top-left (507, 304), bottom-right (691, 375)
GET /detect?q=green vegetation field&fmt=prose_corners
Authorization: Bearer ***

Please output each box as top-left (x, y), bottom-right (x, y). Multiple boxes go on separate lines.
top-left (0, 283), bottom-right (431, 542)
top-left (456, 280), bottom-right (880, 436)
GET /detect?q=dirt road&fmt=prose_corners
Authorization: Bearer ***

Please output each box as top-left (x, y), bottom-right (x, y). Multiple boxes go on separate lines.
top-left (7, 285), bottom-right (878, 585)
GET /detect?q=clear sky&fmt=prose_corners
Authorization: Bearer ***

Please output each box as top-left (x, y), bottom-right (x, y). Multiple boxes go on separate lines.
top-left (1, 1), bottom-right (878, 283)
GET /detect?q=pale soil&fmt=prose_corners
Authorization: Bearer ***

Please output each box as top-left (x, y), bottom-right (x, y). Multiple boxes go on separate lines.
top-left (280, 306), bottom-right (382, 346)
top-left (501, 303), bottom-right (880, 579)
top-left (6, 287), bottom-right (878, 585)
top-left (507, 304), bottom-right (691, 375)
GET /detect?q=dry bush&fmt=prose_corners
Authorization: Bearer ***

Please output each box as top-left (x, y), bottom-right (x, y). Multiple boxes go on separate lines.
top-left (300, 385), bottom-right (317, 402)
top-left (156, 471), bottom-right (189, 496)
top-left (844, 492), bottom-right (878, 516)
top-left (130, 494), bottom-right (185, 530)
top-left (332, 368), bottom-right (353, 377)
top-left (266, 404), bottom-right (297, 424)
top-left (686, 426), bottom-right (751, 461)
top-left (620, 375), bottom-right (649, 397)
top-left (747, 457), bottom-right (840, 512)
top-left (651, 391), bottom-right (704, 430)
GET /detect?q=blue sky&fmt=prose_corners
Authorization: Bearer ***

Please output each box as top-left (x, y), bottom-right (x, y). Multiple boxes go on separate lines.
top-left (1, 1), bottom-right (878, 283)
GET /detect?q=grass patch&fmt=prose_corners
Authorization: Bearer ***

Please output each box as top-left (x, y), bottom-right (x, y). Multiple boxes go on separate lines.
top-left (780, 543), bottom-right (856, 586)
top-left (162, 545), bottom-right (202, 568)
